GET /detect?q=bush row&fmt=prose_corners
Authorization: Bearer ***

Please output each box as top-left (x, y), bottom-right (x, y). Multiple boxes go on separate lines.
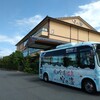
top-left (0, 51), bottom-right (39, 74)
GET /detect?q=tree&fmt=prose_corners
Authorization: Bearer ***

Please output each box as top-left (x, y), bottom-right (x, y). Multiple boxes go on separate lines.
top-left (10, 51), bottom-right (24, 70)
top-left (0, 51), bottom-right (39, 74)
top-left (0, 51), bottom-right (24, 70)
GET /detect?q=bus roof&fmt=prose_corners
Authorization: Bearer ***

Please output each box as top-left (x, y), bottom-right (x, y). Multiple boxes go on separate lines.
top-left (56, 42), bottom-right (100, 49)
top-left (41, 42), bottom-right (100, 54)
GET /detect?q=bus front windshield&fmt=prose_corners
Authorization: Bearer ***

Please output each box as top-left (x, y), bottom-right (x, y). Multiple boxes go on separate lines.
top-left (96, 44), bottom-right (100, 67)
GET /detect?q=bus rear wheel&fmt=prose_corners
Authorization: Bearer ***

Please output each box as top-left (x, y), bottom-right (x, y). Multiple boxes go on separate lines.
top-left (43, 73), bottom-right (49, 82)
top-left (83, 80), bottom-right (96, 94)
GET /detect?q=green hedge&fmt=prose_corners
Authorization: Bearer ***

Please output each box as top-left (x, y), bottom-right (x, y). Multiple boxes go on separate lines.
top-left (0, 51), bottom-right (39, 74)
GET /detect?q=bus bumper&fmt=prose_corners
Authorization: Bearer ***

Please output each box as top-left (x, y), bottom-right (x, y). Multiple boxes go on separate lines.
top-left (96, 76), bottom-right (100, 92)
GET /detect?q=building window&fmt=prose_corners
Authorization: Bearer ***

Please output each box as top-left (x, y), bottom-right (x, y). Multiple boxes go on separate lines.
top-left (24, 40), bottom-right (28, 46)
top-left (42, 28), bottom-right (48, 32)
top-left (23, 48), bottom-right (40, 57)
top-left (29, 48), bottom-right (40, 55)
top-left (23, 49), bottom-right (29, 57)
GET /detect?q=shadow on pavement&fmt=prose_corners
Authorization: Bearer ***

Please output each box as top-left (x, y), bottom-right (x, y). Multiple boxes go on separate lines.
top-left (7, 71), bottom-right (34, 77)
top-left (5, 70), bottom-right (100, 96)
top-left (28, 77), bottom-right (100, 96)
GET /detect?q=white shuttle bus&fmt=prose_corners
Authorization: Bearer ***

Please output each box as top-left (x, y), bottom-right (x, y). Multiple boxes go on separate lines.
top-left (39, 42), bottom-right (100, 93)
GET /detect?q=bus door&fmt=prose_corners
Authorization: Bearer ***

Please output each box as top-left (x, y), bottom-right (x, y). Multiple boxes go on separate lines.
top-left (63, 52), bottom-right (79, 86)
top-left (52, 56), bottom-right (65, 83)
top-left (74, 46), bottom-right (95, 87)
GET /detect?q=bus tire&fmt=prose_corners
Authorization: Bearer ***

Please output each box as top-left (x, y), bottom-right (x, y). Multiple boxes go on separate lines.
top-left (43, 73), bottom-right (49, 82)
top-left (82, 79), bottom-right (96, 94)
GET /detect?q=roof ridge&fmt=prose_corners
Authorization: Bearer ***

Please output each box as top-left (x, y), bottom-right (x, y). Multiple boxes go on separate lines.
top-left (56, 16), bottom-right (80, 20)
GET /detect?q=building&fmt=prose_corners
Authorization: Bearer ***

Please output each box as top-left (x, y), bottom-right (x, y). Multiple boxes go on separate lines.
top-left (16, 16), bottom-right (100, 57)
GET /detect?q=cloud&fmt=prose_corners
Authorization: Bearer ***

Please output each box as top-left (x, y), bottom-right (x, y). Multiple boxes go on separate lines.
top-left (0, 34), bottom-right (24, 45)
top-left (15, 15), bottom-right (43, 32)
top-left (0, 15), bottom-right (43, 57)
top-left (9, 15), bottom-right (43, 45)
top-left (74, 1), bottom-right (100, 31)
top-left (0, 33), bottom-right (24, 57)
top-left (0, 48), bottom-right (14, 57)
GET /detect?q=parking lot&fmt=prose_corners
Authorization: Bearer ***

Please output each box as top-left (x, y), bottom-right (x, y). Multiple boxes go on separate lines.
top-left (0, 70), bottom-right (100, 100)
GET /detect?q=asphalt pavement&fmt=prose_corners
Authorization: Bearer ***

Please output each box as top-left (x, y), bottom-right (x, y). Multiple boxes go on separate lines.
top-left (0, 70), bottom-right (100, 100)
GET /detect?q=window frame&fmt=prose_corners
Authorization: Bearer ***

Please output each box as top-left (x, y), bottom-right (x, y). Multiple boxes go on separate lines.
top-left (78, 46), bottom-right (95, 69)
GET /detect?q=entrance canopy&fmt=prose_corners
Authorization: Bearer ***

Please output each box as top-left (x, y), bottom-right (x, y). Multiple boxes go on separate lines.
top-left (25, 36), bottom-right (66, 50)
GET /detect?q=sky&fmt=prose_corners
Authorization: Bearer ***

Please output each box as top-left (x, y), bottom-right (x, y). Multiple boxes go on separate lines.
top-left (0, 0), bottom-right (100, 57)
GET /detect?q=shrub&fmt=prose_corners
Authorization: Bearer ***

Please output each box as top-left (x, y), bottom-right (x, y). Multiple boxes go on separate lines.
top-left (0, 51), bottom-right (24, 70)
top-left (24, 67), bottom-right (33, 73)
top-left (0, 51), bottom-right (39, 74)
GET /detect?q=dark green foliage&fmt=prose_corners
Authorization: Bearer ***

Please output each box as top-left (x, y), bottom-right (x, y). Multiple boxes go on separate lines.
top-left (0, 51), bottom-right (24, 70)
top-left (30, 58), bottom-right (39, 74)
top-left (23, 56), bottom-right (32, 73)
top-left (0, 51), bottom-right (39, 74)
top-left (23, 55), bottom-right (39, 74)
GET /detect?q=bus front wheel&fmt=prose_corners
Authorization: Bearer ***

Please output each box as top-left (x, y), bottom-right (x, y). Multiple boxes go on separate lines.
top-left (82, 79), bottom-right (96, 94)
top-left (43, 73), bottom-right (49, 82)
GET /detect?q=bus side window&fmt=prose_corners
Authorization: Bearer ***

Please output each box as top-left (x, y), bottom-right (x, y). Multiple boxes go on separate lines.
top-left (42, 56), bottom-right (51, 65)
top-left (63, 53), bottom-right (77, 68)
top-left (63, 56), bottom-right (70, 67)
top-left (57, 56), bottom-right (64, 66)
top-left (78, 46), bottom-right (95, 69)
top-left (80, 51), bottom-right (94, 69)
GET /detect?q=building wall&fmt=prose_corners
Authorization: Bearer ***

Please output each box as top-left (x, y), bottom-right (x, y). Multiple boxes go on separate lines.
top-left (17, 43), bottom-right (25, 51)
top-left (16, 18), bottom-right (100, 57)
top-left (49, 21), bottom-right (70, 42)
top-left (71, 27), bottom-right (78, 42)
top-left (49, 20), bottom-right (100, 43)
top-left (17, 23), bottom-right (49, 52)
top-left (60, 18), bottom-right (91, 30)
top-left (89, 32), bottom-right (100, 42)
top-left (78, 30), bottom-right (89, 42)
